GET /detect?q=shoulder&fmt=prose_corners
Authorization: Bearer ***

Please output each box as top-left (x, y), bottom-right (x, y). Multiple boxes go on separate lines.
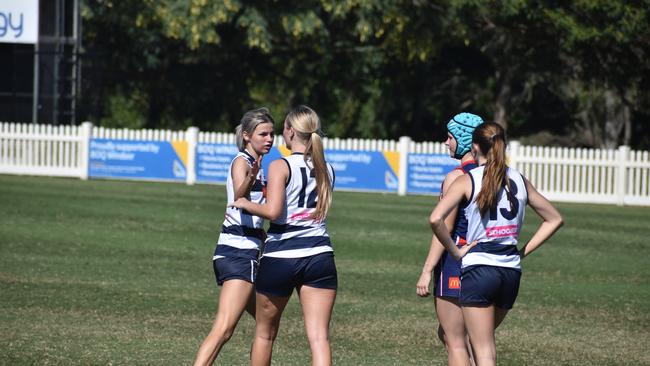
top-left (270, 158), bottom-right (290, 171)
top-left (232, 154), bottom-right (251, 170)
top-left (441, 169), bottom-right (464, 194)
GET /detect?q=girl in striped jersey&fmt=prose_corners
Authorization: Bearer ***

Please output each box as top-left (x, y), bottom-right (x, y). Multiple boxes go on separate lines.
top-left (194, 108), bottom-right (275, 366)
top-left (416, 112), bottom-right (483, 366)
top-left (232, 105), bottom-right (336, 366)
top-left (429, 122), bottom-right (563, 366)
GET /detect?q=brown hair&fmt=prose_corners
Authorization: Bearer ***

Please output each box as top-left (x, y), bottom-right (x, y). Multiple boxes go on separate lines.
top-left (284, 105), bottom-right (332, 220)
top-left (472, 122), bottom-right (512, 216)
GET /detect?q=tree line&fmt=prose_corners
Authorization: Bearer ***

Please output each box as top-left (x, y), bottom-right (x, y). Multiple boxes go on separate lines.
top-left (79, 0), bottom-right (650, 149)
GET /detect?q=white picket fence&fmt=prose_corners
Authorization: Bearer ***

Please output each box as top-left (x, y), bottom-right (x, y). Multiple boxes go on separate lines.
top-left (1, 121), bottom-right (649, 206)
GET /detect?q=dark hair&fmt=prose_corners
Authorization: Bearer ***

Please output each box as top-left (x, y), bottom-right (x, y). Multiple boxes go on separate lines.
top-left (473, 122), bottom-right (511, 216)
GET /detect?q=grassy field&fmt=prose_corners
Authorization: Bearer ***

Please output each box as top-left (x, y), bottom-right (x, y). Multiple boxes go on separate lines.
top-left (1, 174), bottom-right (649, 365)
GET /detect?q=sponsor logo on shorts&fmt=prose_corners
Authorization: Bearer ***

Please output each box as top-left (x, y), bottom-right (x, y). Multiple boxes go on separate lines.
top-left (448, 276), bottom-right (461, 289)
top-left (486, 224), bottom-right (519, 238)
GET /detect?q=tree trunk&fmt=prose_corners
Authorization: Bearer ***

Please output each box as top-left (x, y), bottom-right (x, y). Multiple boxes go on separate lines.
top-left (493, 70), bottom-right (511, 131)
top-left (603, 89), bottom-right (630, 149)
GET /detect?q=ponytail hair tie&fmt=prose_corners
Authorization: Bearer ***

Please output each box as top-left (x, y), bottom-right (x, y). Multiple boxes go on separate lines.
top-left (490, 134), bottom-right (498, 142)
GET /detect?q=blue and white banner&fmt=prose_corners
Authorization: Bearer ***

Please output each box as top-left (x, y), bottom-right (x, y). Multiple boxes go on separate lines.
top-left (195, 143), bottom-right (239, 183)
top-left (0, 0), bottom-right (39, 44)
top-left (89, 139), bottom-right (188, 181)
top-left (406, 153), bottom-right (458, 195)
top-left (195, 144), bottom-right (399, 192)
top-left (326, 149), bottom-right (399, 192)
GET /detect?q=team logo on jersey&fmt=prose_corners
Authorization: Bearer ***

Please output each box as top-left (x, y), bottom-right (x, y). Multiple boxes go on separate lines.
top-left (486, 224), bottom-right (519, 238)
top-left (448, 277), bottom-right (461, 289)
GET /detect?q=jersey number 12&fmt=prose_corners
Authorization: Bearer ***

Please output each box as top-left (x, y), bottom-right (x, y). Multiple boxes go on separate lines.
top-left (298, 167), bottom-right (317, 208)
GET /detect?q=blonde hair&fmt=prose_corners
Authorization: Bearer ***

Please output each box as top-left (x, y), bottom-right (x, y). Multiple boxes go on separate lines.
top-left (473, 122), bottom-right (512, 216)
top-left (235, 107), bottom-right (275, 151)
top-left (285, 105), bottom-right (332, 220)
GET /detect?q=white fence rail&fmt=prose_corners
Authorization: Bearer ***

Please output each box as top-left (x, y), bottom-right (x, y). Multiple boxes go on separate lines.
top-left (1, 122), bottom-right (649, 206)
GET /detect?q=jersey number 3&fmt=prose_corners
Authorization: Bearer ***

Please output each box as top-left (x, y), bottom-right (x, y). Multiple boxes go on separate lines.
top-left (298, 167), bottom-right (317, 208)
top-left (489, 178), bottom-right (519, 221)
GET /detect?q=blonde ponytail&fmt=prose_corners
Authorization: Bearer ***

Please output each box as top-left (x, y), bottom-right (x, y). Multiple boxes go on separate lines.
top-left (284, 105), bottom-right (332, 220)
top-left (308, 132), bottom-right (332, 220)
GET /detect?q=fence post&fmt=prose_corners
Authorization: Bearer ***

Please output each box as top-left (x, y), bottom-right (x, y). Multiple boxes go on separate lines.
top-left (186, 126), bottom-right (199, 185)
top-left (508, 140), bottom-right (520, 170)
top-left (79, 121), bottom-right (93, 180)
top-left (616, 145), bottom-right (630, 206)
top-left (398, 136), bottom-right (411, 196)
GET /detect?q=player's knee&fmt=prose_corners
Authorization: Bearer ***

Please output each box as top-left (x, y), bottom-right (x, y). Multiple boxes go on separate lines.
top-left (306, 331), bottom-right (330, 345)
top-left (211, 321), bottom-right (236, 343)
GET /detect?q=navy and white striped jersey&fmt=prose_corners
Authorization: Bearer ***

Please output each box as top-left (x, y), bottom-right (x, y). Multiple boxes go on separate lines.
top-left (463, 166), bottom-right (528, 270)
top-left (263, 153), bottom-right (335, 258)
top-left (213, 151), bottom-right (266, 260)
top-left (446, 160), bottom-right (478, 245)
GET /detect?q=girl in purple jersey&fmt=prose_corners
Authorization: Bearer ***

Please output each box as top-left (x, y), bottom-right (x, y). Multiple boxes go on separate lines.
top-left (429, 122), bottom-right (563, 366)
top-left (417, 112), bottom-right (483, 366)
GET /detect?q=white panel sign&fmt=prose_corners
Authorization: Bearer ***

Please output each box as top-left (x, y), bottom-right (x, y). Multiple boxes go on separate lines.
top-left (0, 0), bottom-right (39, 44)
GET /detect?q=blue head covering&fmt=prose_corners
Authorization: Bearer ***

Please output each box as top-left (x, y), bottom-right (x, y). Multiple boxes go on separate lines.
top-left (447, 112), bottom-right (484, 159)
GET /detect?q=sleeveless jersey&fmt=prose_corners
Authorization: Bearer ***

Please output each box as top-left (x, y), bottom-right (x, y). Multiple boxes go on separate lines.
top-left (463, 166), bottom-right (528, 270)
top-left (213, 151), bottom-right (266, 260)
top-left (446, 160), bottom-right (478, 244)
top-left (263, 153), bottom-right (335, 258)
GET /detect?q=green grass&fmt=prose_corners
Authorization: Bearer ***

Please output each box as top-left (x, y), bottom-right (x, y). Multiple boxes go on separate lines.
top-left (1, 175), bottom-right (649, 365)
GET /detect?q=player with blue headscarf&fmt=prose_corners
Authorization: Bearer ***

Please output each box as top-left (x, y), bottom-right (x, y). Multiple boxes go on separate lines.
top-left (417, 112), bottom-right (483, 366)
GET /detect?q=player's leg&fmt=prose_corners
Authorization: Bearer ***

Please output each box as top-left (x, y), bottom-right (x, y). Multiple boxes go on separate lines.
top-left (436, 296), bottom-right (473, 366)
top-left (298, 252), bottom-right (338, 366)
top-left (193, 279), bottom-right (255, 366)
top-left (250, 256), bottom-right (294, 366)
top-left (249, 292), bottom-right (290, 366)
top-left (298, 285), bottom-right (336, 366)
top-left (462, 305), bottom-right (499, 366)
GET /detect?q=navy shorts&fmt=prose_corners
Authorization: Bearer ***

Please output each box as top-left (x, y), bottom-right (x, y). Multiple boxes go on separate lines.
top-left (213, 256), bottom-right (258, 286)
top-left (433, 250), bottom-right (462, 298)
top-left (256, 252), bottom-right (337, 297)
top-left (460, 265), bottom-right (521, 309)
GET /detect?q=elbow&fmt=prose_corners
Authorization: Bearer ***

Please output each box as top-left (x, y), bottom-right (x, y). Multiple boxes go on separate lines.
top-left (551, 214), bottom-right (564, 230)
top-left (267, 209), bottom-right (281, 222)
top-left (429, 214), bottom-right (443, 229)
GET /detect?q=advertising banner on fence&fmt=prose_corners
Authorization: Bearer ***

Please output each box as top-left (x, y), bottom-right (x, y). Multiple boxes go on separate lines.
top-left (407, 153), bottom-right (459, 195)
top-left (195, 144), bottom-right (400, 192)
top-left (195, 143), bottom-right (284, 183)
top-left (89, 139), bottom-right (188, 181)
top-left (326, 149), bottom-right (399, 192)
top-left (0, 0), bottom-right (39, 44)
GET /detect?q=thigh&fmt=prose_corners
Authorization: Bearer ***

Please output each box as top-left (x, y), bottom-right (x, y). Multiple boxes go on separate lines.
top-left (298, 285), bottom-right (336, 338)
top-left (255, 291), bottom-right (291, 338)
top-left (462, 305), bottom-right (497, 350)
top-left (216, 279), bottom-right (255, 325)
top-left (435, 296), bottom-right (466, 341)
